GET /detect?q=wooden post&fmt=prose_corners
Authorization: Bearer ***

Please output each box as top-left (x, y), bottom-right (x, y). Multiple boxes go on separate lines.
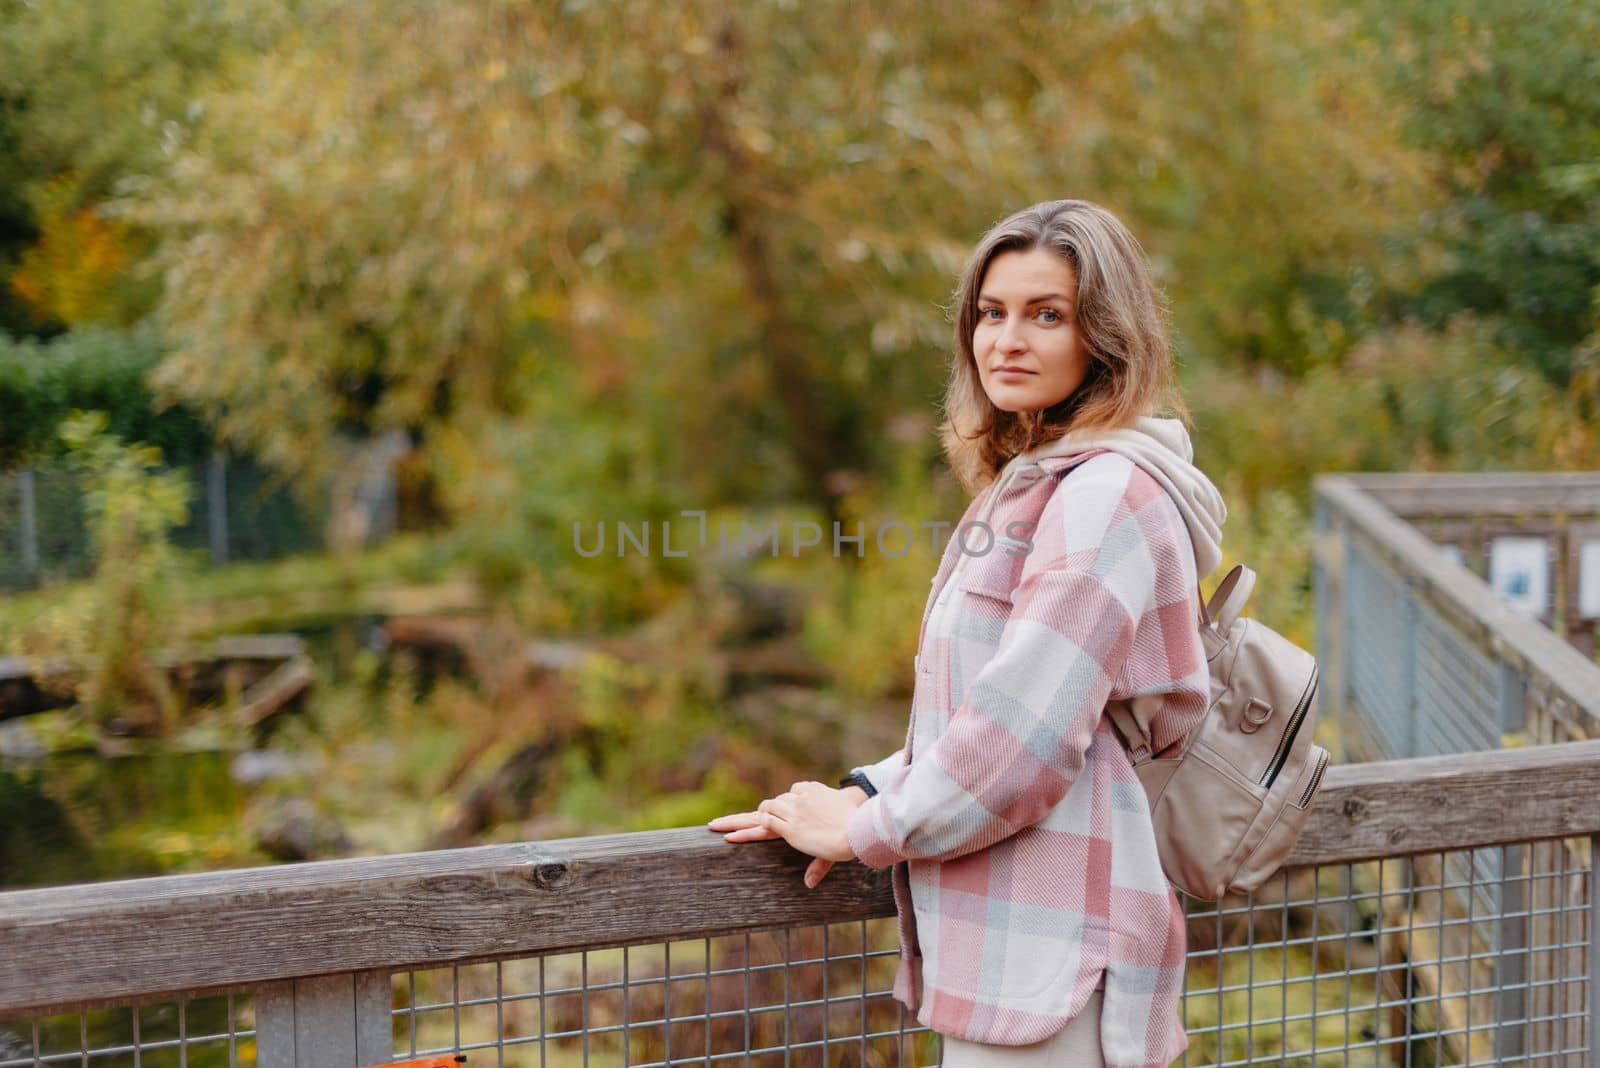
top-left (1493, 661), bottom-right (1532, 1059)
top-left (256, 970), bottom-right (391, 1068)
top-left (18, 468), bottom-right (38, 582)
top-left (1499, 660), bottom-right (1528, 738)
top-left (207, 451), bottom-right (229, 566)
top-left (1493, 843), bottom-right (1528, 1062)
top-left (1338, 521), bottom-right (1357, 762)
top-left (1313, 498), bottom-right (1342, 754)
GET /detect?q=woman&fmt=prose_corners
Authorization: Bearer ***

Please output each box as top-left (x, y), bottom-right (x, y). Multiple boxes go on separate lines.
top-left (709, 199), bottom-right (1227, 1068)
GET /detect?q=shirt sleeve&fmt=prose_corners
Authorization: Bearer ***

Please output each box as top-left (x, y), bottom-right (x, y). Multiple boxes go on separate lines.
top-left (845, 465), bottom-right (1157, 869)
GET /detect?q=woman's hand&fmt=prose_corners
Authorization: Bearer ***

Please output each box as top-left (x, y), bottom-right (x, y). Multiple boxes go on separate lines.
top-left (709, 783), bottom-right (868, 888)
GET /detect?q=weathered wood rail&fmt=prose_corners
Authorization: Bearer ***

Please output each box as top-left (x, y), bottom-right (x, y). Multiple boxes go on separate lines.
top-left (2, 741), bottom-right (1598, 1068)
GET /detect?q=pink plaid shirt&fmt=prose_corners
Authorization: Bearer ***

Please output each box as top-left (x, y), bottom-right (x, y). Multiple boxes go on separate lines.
top-left (845, 449), bottom-right (1209, 1068)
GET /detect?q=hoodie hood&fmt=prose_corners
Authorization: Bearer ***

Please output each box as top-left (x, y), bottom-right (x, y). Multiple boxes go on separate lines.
top-left (996, 416), bottom-right (1228, 579)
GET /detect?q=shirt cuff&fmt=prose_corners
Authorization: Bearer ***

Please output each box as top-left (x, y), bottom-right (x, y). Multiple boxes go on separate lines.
top-left (846, 794), bottom-right (903, 869)
top-left (838, 770), bottom-right (878, 797)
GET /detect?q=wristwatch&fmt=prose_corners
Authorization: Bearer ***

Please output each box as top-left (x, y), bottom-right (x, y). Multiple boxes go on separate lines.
top-left (837, 770), bottom-right (878, 797)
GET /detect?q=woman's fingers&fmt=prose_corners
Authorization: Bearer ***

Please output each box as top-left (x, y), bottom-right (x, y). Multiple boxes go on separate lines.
top-left (721, 823), bottom-right (783, 843)
top-left (710, 799), bottom-right (851, 883)
top-left (709, 809), bottom-right (787, 844)
top-left (757, 793), bottom-right (797, 815)
top-left (755, 797), bottom-right (796, 834)
top-left (803, 857), bottom-right (834, 888)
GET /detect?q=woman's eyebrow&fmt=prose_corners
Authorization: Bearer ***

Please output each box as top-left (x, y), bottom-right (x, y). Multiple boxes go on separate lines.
top-left (977, 292), bottom-right (1073, 305)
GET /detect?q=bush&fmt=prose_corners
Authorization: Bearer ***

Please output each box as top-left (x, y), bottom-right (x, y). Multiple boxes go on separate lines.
top-left (0, 324), bottom-right (212, 469)
top-left (21, 411), bottom-right (192, 732)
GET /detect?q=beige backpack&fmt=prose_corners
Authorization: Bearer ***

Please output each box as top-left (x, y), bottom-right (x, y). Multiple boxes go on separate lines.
top-left (1106, 564), bottom-right (1329, 902)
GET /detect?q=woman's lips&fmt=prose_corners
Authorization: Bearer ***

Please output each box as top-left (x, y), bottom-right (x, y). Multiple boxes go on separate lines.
top-left (994, 367), bottom-right (1035, 378)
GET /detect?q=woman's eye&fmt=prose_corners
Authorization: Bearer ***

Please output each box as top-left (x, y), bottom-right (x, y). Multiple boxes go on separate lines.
top-left (979, 307), bottom-right (1062, 323)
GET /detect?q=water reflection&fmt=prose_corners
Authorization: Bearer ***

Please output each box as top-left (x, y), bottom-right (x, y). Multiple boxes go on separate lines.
top-left (0, 748), bottom-right (249, 891)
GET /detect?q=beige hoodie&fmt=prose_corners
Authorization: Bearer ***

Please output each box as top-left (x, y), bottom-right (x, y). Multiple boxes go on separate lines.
top-left (982, 415), bottom-right (1228, 580)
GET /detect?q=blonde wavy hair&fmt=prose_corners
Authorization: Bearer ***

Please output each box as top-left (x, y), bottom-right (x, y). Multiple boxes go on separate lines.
top-left (939, 199), bottom-right (1189, 494)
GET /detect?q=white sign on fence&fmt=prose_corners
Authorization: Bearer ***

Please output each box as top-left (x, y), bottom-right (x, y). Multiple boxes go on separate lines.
top-left (1489, 536), bottom-right (1550, 620)
top-left (1577, 540), bottom-right (1600, 620)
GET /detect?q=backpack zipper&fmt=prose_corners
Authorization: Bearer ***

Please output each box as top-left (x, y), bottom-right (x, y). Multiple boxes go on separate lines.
top-left (1259, 664), bottom-right (1319, 788)
top-left (1298, 748), bottom-right (1330, 808)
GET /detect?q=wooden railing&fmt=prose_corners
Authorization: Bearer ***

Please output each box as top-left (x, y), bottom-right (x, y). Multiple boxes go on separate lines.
top-left (4, 741), bottom-right (1599, 1066)
top-left (1336, 472), bottom-right (1600, 656)
top-left (1315, 473), bottom-right (1600, 759)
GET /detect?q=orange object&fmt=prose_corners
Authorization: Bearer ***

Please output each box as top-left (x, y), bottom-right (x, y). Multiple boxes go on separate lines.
top-left (375, 1057), bottom-right (465, 1068)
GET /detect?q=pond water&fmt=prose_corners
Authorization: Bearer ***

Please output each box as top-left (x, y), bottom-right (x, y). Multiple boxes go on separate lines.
top-left (1, 746), bottom-right (254, 890)
top-left (0, 617), bottom-right (438, 892)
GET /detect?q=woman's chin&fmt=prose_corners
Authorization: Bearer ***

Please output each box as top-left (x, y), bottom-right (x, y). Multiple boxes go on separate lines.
top-left (986, 393), bottom-right (1054, 414)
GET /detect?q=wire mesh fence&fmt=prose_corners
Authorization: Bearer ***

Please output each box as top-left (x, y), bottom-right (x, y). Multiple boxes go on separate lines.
top-left (1178, 838), bottom-right (1592, 1067)
top-left (5, 834), bottom-right (1589, 1067)
top-left (0, 454), bottom-right (348, 590)
top-left (387, 920), bottom-right (931, 1068)
top-left (0, 993), bottom-right (255, 1068)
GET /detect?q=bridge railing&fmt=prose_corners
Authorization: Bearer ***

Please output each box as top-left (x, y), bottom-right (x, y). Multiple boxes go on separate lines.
top-left (4, 740), bottom-right (1598, 1067)
top-left (1314, 472), bottom-right (1600, 762)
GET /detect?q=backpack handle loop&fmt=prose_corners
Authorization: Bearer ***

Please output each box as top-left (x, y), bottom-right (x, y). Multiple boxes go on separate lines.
top-left (1104, 696), bottom-right (1155, 766)
top-left (1200, 564), bottom-right (1256, 633)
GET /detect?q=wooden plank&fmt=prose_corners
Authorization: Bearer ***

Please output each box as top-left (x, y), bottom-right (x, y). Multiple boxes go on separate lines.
top-left (0, 824), bottom-right (899, 1015)
top-left (0, 740), bottom-right (1589, 1017)
top-left (1343, 472), bottom-right (1600, 518)
top-left (354, 970), bottom-right (392, 1067)
top-left (233, 655), bottom-right (315, 727)
top-left (293, 973), bottom-right (357, 1068)
top-left (255, 980), bottom-right (297, 1068)
top-left (1289, 739), bottom-right (1600, 865)
top-left (181, 579), bottom-right (484, 635)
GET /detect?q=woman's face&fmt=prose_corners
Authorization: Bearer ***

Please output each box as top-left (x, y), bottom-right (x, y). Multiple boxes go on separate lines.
top-left (972, 247), bottom-right (1090, 413)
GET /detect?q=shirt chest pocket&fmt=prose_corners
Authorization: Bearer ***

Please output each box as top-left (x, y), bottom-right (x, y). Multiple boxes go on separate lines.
top-left (954, 542), bottom-right (1027, 617)
top-left (946, 545), bottom-right (1028, 669)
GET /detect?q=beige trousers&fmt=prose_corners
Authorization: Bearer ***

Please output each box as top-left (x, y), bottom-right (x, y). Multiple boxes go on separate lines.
top-left (937, 977), bottom-right (1106, 1068)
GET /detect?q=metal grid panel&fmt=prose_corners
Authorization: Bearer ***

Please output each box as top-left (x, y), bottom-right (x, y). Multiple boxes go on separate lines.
top-left (388, 918), bottom-right (938, 1067)
top-left (354, 839), bottom-right (1593, 1068)
top-left (1345, 536), bottom-right (1414, 760)
top-left (0, 455), bottom-right (330, 589)
top-left (1174, 836), bottom-right (1594, 1067)
top-left (0, 994), bottom-right (255, 1068)
top-left (1413, 597), bottom-right (1501, 756)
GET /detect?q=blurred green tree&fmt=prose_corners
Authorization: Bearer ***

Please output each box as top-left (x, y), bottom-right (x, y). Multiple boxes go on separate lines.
top-left (129, 0), bottom-right (1424, 542)
top-left (0, 0), bottom-right (288, 331)
top-left (1357, 0), bottom-right (1600, 387)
